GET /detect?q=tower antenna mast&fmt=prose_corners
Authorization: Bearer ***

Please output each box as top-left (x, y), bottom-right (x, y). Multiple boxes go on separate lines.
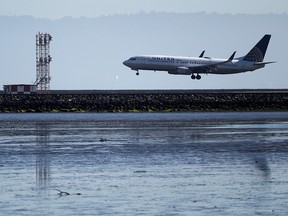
top-left (35, 32), bottom-right (52, 94)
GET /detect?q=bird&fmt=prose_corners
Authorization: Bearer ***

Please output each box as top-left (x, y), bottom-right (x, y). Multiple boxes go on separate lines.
top-left (55, 189), bottom-right (70, 196)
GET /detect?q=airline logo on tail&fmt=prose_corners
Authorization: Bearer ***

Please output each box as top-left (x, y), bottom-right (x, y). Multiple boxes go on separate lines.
top-left (243, 34), bottom-right (271, 62)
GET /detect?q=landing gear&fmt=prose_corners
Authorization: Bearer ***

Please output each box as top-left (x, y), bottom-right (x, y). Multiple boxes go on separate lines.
top-left (136, 71), bottom-right (139, 76)
top-left (191, 74), bottom-right (201, 80)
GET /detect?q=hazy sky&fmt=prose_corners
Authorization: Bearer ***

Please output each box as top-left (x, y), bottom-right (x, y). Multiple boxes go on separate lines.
top-left (0, 1), bottom-right (287, 90)
top-left (0, 0), bottom-right (288, 19)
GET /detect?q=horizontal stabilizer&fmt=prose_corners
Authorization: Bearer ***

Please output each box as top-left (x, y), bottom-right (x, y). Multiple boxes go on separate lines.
top-left (254, 61), bottom-right (276, 66)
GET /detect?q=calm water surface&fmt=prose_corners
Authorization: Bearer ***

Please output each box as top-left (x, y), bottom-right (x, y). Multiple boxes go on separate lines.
top-left (0, 112), bottom-right (288, 215)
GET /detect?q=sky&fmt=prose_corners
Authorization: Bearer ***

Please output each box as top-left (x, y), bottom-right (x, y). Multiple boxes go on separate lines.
top-left (0, 0), bottom-right (288, 19)
top-left (0, 0), bottom-right (287, 90)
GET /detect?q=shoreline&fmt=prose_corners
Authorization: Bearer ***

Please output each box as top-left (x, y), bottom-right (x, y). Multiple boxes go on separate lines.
top-left (1, 90), bottom-right (287, 113)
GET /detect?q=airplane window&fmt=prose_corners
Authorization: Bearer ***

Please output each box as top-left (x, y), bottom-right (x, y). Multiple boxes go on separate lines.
top-left (130, 58), bottom-right (136, 61)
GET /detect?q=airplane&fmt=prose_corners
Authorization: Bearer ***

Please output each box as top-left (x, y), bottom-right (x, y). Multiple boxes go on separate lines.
top-left (123, 34), bottom-right (275, 80)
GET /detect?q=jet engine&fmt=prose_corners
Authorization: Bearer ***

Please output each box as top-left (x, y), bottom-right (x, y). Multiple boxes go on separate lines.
top-left (168, 67), bottom-right (191, 75)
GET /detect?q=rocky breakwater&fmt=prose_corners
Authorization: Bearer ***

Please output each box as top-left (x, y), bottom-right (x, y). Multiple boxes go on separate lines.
top-left (0, 90), bottom-right (287, 112)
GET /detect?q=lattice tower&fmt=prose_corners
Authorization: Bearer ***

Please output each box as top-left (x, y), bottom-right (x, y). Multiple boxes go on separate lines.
top-left (35, 33), bottom-right (52, 94)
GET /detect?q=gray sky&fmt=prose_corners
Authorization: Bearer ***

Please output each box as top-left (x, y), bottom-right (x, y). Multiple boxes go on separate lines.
top-left (0, 0), bottom-right (288, 19)
top-left (0, 1), bottom-right (287, 90)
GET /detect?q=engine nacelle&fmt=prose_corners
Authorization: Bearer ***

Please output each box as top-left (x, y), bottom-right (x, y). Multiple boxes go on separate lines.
top-left (168, 67), bottom-right (191, 75)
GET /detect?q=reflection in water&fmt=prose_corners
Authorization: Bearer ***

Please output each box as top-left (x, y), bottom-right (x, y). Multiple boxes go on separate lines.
top-left (36, 123), bottom-right (51, 190)
top-left (0, 113), bottom-right (288, 216)
top-left (254, 157), bottom-right (271, 179)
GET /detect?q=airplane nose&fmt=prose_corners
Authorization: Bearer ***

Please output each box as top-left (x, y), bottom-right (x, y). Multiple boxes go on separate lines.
top-left (123, 60), bottom-right (129, 67)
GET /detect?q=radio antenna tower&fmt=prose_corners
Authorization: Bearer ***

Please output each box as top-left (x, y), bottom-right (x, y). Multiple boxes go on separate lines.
top-left (35, 32), bottom-right (52, 94)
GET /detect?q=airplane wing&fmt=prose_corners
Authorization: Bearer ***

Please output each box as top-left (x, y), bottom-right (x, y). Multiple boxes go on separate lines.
top-left (188, 51), bottom-right (236, 73)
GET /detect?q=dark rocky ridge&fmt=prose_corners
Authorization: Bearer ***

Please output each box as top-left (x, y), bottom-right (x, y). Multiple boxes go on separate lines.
top-left (0, 90), bottom-right (287, 113)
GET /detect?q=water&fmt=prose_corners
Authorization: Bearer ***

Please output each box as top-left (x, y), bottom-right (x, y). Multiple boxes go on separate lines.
top-left (0, 112), bottom-right (288, 215)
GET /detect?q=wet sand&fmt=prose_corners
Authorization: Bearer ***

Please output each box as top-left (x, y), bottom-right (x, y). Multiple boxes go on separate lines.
top-left (0, 112), bottom-right (288, 215)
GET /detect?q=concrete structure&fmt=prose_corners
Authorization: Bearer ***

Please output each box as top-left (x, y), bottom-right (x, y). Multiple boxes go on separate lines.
top-left (3, 84), bottom-right (37, 95)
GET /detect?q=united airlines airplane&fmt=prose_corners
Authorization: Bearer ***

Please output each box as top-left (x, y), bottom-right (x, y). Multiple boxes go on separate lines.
top-left (123, 35), bottom-right (275, 80)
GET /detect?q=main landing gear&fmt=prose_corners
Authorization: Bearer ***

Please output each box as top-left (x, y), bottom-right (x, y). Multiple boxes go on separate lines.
top-left (191, 74), bottom-right (201, 80)
top-left (136, 71), bottom-right (139, 76)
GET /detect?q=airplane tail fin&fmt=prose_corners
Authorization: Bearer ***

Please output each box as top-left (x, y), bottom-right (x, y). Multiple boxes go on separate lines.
top-left (243, 34), bottom-right (271, 62)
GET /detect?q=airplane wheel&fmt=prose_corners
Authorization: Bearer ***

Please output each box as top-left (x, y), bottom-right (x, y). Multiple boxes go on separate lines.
top-left (136, 72), bottom-right (139, 76)
top-left (196, 74), bottom-right (201, 80)
top-left (191, 74), bottom-right (196, 80)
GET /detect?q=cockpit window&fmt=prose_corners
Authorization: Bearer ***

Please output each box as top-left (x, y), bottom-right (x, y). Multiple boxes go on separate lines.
top-left (129, 57), bottom-right (136, 61)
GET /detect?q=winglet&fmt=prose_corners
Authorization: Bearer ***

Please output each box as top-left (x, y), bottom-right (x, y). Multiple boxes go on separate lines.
top-left (228, 51), bottom-right (236, 62)
top-left (199, 50), bottom-right (205, 58)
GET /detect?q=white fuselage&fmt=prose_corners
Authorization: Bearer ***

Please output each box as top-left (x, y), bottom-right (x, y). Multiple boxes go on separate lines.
top-left (123, 35), bottom-right (274, 79)
top-left (123, 55), bottom-right (264, 75)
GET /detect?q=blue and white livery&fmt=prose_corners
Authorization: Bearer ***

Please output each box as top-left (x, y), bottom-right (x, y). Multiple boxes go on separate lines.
top-left (123, 35), bottom-right (275, 80)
